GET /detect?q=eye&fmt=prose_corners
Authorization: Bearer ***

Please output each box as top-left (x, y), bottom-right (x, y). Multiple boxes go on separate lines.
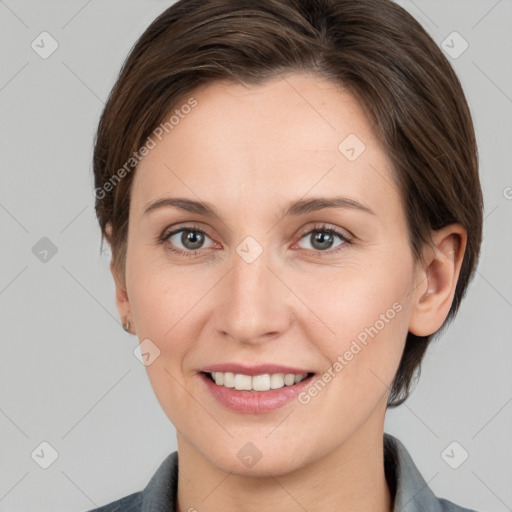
top-left (158, 222), bottom-right (352, 258)
top-left (159, 226), bottom-right (215, 256)
top-left (295, 224), bottom-right (352, 253)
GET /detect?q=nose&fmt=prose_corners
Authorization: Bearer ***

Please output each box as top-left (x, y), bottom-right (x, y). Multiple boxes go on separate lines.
top-left (214, 247), bottom-right (292, 345)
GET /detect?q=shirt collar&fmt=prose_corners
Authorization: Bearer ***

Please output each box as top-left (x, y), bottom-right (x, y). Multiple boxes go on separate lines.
top-left (139, 433), bottom-right (446, 512)
top-left (384, 433), bottom-right (445, 512)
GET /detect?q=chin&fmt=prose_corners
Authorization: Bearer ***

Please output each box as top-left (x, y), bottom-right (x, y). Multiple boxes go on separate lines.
top-left (202, 440), bottom-right (310, 478)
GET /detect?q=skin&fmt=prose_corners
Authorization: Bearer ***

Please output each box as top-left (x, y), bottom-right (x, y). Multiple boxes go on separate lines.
top-left (108, 72), bottom-right (466, 512)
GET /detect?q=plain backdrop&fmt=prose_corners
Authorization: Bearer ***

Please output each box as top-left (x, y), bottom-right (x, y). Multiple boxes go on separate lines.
top-left (0, 1), bottom-right (511, 511)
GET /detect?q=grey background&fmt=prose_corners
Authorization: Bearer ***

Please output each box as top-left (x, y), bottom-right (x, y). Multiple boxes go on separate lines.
top-left (0, 1), bottom-right (511, 511)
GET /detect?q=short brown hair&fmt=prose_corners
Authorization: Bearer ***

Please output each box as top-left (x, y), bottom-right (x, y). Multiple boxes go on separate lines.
top-left (93, 0), bottom-right (483, 407)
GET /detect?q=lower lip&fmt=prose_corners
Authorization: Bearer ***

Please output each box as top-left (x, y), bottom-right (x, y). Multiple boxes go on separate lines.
top-left (200, 372), bottom-right (315, 414)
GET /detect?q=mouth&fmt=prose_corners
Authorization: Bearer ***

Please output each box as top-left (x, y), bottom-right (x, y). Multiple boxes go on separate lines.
top-left (201, 371), bottom-right (316, 392)
top-left (198, 363), bottom-right (318, 413)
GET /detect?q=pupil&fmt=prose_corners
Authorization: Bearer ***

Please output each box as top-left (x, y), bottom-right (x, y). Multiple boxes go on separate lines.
top-left (312, 231), bottom-right (333, 250)
top-left (183, 230), bottom-right (204, 249)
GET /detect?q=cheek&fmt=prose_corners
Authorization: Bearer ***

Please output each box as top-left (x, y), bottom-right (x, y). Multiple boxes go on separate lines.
top-left (302, 261), bottom-right (411, 339)
top-left (125, 255), bottom-right (202, 390)
top-left (126, 247), bottom-right (205, 337)
top-left (125, 257), bottom-right (206, 424)
top-left (295, 254), bottom-right (413, 390)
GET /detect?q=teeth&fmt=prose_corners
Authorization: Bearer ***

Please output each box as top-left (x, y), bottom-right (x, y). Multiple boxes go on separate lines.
top-left (270, 373), bottom-right (285, 389)
top-left (234, 373), bottom-right (252, 390)
top-left (252, 374), bottom-right (271, 391)
top-left (284, 374), bottom-right (295, 386)
top-left (223, 372), bottom-right (235, 388)
top-left (208, 372), bottom-right (309, 391)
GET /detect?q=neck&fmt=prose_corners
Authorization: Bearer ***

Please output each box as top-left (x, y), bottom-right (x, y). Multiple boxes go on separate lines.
top-left (175, 410), bottom-right (393, 512)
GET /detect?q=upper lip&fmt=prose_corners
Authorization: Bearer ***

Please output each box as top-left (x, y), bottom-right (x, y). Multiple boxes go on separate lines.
top-left (201, 363), bottom-right (314, 376)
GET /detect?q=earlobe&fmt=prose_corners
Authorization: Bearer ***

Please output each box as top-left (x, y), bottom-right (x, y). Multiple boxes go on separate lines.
top-left (111, 259), bottom-right (136, 334)
top-left (408, 224), bottom-right (467, 337)
top-left (106, 223), bottom-right (134, 334)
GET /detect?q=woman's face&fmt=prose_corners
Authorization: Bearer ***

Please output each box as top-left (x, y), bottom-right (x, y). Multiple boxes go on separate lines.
top-left (119, 73), bottom-right (423, 475)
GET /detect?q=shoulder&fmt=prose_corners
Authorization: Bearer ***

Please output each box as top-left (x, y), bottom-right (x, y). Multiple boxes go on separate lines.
top-left (83, 491), bottom-right (143, 511)
top-left (79, 450), bottom-right (178, 512)
top-left (384, 433), bottom-right (484, 512)
top-left (437, 497), bottom-right (482, 512)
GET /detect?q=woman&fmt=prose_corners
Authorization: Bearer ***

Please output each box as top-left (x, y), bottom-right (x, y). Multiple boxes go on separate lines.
top-left (88, 0), bottom-right (483, 510)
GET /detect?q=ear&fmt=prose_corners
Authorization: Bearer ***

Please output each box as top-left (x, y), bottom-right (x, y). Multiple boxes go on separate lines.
top-left (106, 223), bottom-right (133, 333)
top-left (408, 224), bottom-right (467, 337)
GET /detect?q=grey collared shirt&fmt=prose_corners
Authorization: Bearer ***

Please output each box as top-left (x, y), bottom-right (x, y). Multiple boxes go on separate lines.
top-left (85, 433), bottom-right (481, 512)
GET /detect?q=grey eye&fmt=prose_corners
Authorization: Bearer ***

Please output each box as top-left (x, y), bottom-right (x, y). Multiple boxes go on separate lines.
top-left (168, 229), bottom-right (213, 251)
top-left (297, 230), bottom-right (344, 251)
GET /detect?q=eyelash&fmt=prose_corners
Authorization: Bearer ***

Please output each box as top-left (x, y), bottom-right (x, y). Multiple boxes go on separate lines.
top-left (157, 223), bottom-right (353, 258)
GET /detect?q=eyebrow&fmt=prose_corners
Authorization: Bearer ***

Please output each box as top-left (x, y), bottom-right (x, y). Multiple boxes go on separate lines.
top-left (143, 196), bottom-right (375, 219)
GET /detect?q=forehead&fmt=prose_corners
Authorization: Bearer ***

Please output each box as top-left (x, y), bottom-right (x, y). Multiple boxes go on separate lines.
top-left (131, 73), bottom-right (400, 220)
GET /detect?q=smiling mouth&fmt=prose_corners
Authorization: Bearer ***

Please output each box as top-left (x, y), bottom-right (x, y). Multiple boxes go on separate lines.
top-left (202, 371), bottom-right (315, 392)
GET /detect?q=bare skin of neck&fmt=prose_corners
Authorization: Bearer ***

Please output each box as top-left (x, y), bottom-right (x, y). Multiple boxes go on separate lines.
top-left (175, 401), bottom-right (393, 512)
